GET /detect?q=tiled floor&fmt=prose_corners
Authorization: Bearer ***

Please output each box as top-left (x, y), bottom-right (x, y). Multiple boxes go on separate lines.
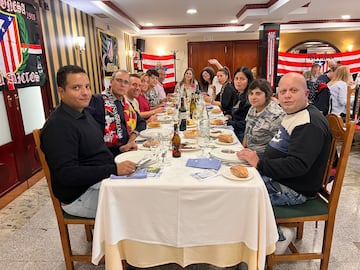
top-left (0, 142), bottom-right (360, 269)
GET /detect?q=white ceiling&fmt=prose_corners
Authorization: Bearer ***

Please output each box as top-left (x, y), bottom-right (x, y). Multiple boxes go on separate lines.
top-left (61, 0), bottom-right (360, 36)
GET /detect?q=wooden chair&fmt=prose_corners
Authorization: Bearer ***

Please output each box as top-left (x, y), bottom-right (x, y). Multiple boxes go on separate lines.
top-left (33, 129), bottom-right (95, 270)
top-left (266, 114), bottom-right (356, 270)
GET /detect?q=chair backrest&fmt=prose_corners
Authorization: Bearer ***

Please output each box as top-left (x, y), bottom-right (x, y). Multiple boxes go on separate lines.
top-left (346, 86), bottom-right (352, 125)
top-left (33, 129), bottom-right (65, 220)
top-left (320, 114), bottom-right (355, 214)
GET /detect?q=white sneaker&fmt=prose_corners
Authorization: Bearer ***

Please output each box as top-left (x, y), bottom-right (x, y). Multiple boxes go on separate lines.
top-left (275, 226), bottom-right (296, 254)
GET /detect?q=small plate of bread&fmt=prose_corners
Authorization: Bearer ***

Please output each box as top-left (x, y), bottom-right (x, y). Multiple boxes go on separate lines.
top-left (186, 119), bottom-right (197, 128)
top-left (147, 121), bottom-right (161, 128)
top-left (209, 128), bottom-right (232, 138)
top-left (221, 165), bottom-right (253, 181)
top-left (215, 134), bottom-right (237, 145)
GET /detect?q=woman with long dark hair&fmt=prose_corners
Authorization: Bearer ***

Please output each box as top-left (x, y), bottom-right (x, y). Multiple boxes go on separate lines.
top-left (226, 66), bottom-right (254, 141)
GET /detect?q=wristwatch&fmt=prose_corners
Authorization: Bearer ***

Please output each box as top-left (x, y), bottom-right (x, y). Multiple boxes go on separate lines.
top-left (131, 130), bottom-right (139, 136)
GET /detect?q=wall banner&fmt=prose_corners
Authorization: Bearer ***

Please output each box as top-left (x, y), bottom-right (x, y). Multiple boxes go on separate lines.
top-left (98, 29), bottom-right (119, 78)
top-left (0, 1), bottom-right (46, 90)
top-left (278, 50), bottom-right (360, 76)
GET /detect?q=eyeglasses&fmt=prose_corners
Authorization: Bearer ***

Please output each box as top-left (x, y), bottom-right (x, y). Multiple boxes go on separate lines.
top-left (114, 78), bottom-right (129, 85)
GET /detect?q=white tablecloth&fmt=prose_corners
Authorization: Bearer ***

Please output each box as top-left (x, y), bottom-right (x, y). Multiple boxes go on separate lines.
top-left (92, 131), bottom-right (278, 270)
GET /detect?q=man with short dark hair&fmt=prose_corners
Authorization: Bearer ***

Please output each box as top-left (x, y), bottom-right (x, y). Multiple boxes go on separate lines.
top-left (303, 63), bottom-right (322, 82)
top-left (41, 65), bottom-right (136, 218)
top-left (145, 69), bottom-right (165, 109)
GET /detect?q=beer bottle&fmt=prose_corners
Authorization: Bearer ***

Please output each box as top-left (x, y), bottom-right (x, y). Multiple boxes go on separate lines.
top-left (189, 93), bottom-right (196, 119)
top-left (172, 123), bottom-right (181, 158)
top-left (179, 97), bottom-right (187, 131)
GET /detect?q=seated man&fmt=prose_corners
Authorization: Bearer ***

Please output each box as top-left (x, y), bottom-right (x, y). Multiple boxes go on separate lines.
top-left (237, 72), bottom-right (331, 206)
top-left (41, 65), bottom-right (137, 218)
top-left (87, 69), bottom-right (146, 156)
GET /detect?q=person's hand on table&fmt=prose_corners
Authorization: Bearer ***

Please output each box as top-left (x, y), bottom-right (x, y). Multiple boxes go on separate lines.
top-left (119, 141), bottom-right (138, 153)
top-left (148, 114), bottom-right (158, 122)
top-left (116, 160), bottom-right (137, 175)
top-left (154, 107), bottom-right (165, 114)
top-left (236, 148), bottom-right (259, 168)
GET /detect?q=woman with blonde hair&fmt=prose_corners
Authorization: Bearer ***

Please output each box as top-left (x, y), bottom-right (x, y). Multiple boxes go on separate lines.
top-left (174, 67), bottom-right (199, 98)
top-left (328, 66), bottom-right (351, 117)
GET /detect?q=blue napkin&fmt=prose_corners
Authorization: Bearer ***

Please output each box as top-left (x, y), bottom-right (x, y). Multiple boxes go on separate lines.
top-left (186, 158), bottom-right (221, 170)
top-left (110, 168), bottom-right (147, 179)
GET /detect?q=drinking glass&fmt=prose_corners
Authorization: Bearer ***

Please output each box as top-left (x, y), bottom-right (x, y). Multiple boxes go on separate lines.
top-left (159, 130), bottom-right (172, 165)
top-left (150, 134), bottom-right (161, 166)
top-left (197, 119), bottom-right (210, 157)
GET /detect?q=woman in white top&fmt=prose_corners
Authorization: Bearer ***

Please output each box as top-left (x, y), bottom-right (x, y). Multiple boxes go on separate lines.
top-left (174, 67), bottom-right (199, 98)
top-left (328, 66), bottom-right (351, 116)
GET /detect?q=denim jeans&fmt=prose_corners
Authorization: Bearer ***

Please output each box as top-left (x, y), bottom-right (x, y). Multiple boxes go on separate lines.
top-left (262, 176), bottom-right (307, 241)
top-left (262, 176), bottom-right (307, 206)
top-left (62, 182), bottom-right (101, 218)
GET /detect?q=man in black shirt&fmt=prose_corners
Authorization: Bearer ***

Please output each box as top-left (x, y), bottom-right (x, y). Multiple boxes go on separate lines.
top-left (41, 65), bottom-right (136, 218)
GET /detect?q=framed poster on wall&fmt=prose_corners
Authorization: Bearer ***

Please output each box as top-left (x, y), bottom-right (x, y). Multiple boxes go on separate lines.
top-left (98, 29), bottom-right (119, 78)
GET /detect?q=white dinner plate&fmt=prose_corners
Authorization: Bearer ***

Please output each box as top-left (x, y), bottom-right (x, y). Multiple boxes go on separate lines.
top-left (209, 147), bottom-right (246, 163)
top-left (209, 128), bottom-right (232, 138)
top-left (158, 115), bottom-right (173, 122)
top-left (215, 137), bottom-right (238, 145)
top-left (186, 124), bottom-right (197, 128)
top-left (137, 144), bottom-right (151, 151)
top-left (114, 150), bottom-right (155, 165)
top-left (221, 167), bottom-right (253, 181)
top-left (140, 128), bottom-right (172, 139)
top-left (180, 144), bottom-right (200, 152)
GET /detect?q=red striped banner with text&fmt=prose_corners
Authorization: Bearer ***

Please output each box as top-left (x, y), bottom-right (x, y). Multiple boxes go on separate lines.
top-left (277, 50), bottom-right (360, 76)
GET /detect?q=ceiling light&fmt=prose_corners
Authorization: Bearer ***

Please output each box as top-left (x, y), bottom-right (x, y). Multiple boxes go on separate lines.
top-left (230, 19), bottom-right (238, 24)
top-left (144, 23), bottom-right (153, 26)
top-left (187, 9), bottom-right (197, 14)
top-left (341, 15), bottom-right (351, 19)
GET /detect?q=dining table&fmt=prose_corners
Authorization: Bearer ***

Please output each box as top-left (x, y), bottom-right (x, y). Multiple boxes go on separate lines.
top-left (91, 113), bottom-right (278, 270)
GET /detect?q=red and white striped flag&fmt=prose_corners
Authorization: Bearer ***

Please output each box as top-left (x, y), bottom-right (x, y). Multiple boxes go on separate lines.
top-left (141, 53), bottom-right (176, 88)
top-left (277, 50), bottom-right (360, 76)
top-left (0, 11), bottom-right (22, 74)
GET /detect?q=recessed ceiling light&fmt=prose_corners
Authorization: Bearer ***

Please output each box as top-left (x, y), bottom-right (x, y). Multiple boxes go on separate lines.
top-left (341, 15), bottom-right (351, 19)
top-left (230, 19), bottom-right (238, 24)
top-left (187, 9), bottom-right (197, 14)
top-left (144, 23), bottom-right (153, 26)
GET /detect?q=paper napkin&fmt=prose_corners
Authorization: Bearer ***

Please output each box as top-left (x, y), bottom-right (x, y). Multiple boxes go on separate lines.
top-left (110, 168), bottom-right (147, 179)
top-left (185, 158), bottom-right (221, 170)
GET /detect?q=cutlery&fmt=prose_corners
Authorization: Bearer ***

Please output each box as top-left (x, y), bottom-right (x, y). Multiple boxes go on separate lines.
top-left (136, 157), bottom-right (152, 168)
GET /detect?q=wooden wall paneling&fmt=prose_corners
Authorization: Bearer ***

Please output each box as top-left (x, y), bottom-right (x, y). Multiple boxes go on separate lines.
top-left (232, 40), bottom-right (259, 74)
top-left (188, 41), bottom-right (228, 82)
top-left (188, 40), bottom-right (259, 82)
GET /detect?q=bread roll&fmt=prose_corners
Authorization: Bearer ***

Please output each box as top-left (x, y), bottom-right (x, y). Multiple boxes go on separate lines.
top-left (143, 139), bottom-right (159, 148)
top-left (210, 119), bottom-right (224, 125)
top-left (183, 129), bottom-right (198, 139)
top-left (147, 121), bottom-right (161, 128)
top-left (230, 165), bottom-right (249, 178)
top-left (211, 108), bottom-right (221, 114)
top-left (218, 134), bottom-right (233, 143)
top-left (187, 119), bottom-right (195, 126)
